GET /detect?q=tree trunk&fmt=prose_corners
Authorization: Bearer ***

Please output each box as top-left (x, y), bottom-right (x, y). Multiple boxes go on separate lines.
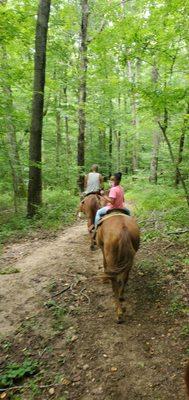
top-left (77, 0), bottom-right (89, 191)
top-left (1, 46), bottom-right (25, 209)
top-left (149, 128), bottom-right (160, 184)
top-left (108, 100), bottom-right (113, 177)
top-left (109, 126), bottom-right (113, 177)
top-left (175, 104), bottom-right (189, 187)
top-left (27, 0), bottom-right (51, 217)
top-left (116, 95), bottom-right (121, 171)
top-left (149, 66), bottom-right (160, 184)
top-left (4, 86), bottom-right (25, 199)
top-left (98, 128), bottom-right (106, 172)
top-left (55, 92), bottom-right (62, 180)
top-left (175, 131), bottom-right (185, 187)
top-left (158, 108), bottom-right (189, 206)
top-left (127, 60), bottom-right (139, 174)
top-left (63, 86), bottom-right (71, 163)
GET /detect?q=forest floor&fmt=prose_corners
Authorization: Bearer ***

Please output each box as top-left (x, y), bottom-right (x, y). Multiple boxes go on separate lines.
top-left (0, 202), bottom-right (189, 400)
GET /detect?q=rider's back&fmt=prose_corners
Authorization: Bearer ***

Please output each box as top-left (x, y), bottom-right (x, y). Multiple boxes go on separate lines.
top-left (86, 172), bottom-right (100, 194)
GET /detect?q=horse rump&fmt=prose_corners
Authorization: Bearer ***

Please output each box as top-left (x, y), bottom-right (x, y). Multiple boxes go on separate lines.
top-left (97, 216), bottom-right (139, 323)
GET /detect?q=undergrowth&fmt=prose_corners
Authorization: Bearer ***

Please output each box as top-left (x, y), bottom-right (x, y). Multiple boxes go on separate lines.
top-left (1, 172), bottom-right (188, 245)
top-left (0, 188), bottom-right (78, 245)
top-left (124, 173), bottom-right (189, 233)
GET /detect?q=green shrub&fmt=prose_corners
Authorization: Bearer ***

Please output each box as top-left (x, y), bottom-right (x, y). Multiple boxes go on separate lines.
top-left (125, 177), bottom-right (188, 231)
top-left (0, 359), bottom-right (39, 388)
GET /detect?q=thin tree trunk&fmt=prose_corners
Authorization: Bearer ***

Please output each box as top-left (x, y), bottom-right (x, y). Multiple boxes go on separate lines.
top-left (149, 128), bottom-right (160, 184)
top-left (158, 108), bottom-right (189, 206)
top-left (108, 101), bottom-right (113, 177)
top-left (116, 95), bottom-right (121, 171)
top-left (127, 60), bottom-right (139, 173)
top-left (175, 104), bottom-right (189, 187)
top-left (77, 0), bottom-right (89, 191)
top-left (109, 126), bottom-right (113, 177)
top-left (4, 86), bottom-right (25, 198)
top-left (98, 128), bottom-right (106, 171)
top-left (1, 47), bottom-right (25, 208)
top-left (63, 86), bottom-right (71, 162)
top-left (55, 92), bottom-right (62, 180)
top-left (149, 66), bottom-right (160, 184)
top-left (175, 132), bottom-right (185, 187)
top-left (27, 0), bottom-right (51, 217)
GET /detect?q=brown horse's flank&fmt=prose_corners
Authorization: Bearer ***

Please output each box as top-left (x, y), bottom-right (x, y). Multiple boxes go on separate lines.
top-left (185, 362), bottom-right (189, 397)
top-left (97, 214), bottom-right (140, 322)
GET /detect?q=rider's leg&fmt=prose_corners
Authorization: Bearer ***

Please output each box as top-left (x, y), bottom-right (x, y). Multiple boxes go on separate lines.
top-left (95, 206), bottom-right (109, 227)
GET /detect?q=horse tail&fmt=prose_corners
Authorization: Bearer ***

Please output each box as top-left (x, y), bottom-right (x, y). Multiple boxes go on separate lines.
top-left (105, 226), bottom-right (136, 278)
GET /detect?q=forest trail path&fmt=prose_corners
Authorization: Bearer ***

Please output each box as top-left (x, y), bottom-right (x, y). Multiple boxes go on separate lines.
top-left (0, 206), bottom-right (188, 399)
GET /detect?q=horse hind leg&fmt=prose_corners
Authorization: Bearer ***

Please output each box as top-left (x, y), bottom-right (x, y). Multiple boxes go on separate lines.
top-left (118, 270), bottom-right (130, 302)
top-left (111, 277), bottom-right (125, 324)
top-left (90, 237), bottom-right (95, 251)
top-left (101, 255), bottom-right (110, 284)
top-left (87, 219), bottom-right (96, 251)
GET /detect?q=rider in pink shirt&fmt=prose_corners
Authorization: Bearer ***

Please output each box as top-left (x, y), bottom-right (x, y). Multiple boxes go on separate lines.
top-left (107, 184), bottom-right (125, 210)
top-left (94, 172), bottom-right (130, 228)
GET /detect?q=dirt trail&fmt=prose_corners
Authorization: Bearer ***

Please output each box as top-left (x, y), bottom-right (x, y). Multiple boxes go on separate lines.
top-left (0, 218), bottom-right (188, 399)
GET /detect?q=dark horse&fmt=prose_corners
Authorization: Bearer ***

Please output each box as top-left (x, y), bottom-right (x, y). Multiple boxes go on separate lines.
top-left (79, 194), bottom-right (103, 250)
top-left (96, 213), bottom-right (140, 323)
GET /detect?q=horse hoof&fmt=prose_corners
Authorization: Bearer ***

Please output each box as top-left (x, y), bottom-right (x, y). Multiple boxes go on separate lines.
top-left (116, 315), bottom-right (125, 324)
top-left (116, 317), bottom-right (124, 324)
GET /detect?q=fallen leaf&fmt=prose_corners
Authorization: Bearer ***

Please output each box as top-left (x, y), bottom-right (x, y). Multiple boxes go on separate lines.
top-left (49, 388), bottom-right (55, 395)
top-left (61, 377), bottom-right (71, 386)
top-left (111, 367), bottom-right (118, 372)
top-left (71, 335), bottom-right (78, 342)
top-left (73, 375), bottom-right (81, 382)
top-left (83, 364), bottom-right (89, 370)
top-left (0, 393), bottom-right (7, 399)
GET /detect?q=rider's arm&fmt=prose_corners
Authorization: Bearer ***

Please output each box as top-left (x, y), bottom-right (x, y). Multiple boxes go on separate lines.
top-left (101, 195), bottom-right (115, 205)
top-left (101, 186), bottom-right (116, 205)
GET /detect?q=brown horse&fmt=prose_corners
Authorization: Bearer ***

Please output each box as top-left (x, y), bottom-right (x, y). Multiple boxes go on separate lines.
top-left (185, 362), bottom-right (189, 398)
top-left (96, 213), bottom-right (140, 323)
top-left (79, 194), bottom-right (102, 250)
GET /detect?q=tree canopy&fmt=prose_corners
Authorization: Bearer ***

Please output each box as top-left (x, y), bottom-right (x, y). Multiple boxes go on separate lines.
top-left (0, 0), bottom-right (188, 234)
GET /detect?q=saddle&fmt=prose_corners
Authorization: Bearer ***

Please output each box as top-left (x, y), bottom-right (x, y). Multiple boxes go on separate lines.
top-left (106, 208), bottom-right (130, 216)
top-left (81, 191), bottom-right (101, 203)
top-left (96, 209), bottom-right (130, 229)
top-left (85, 191), bottom-right (101, 197)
